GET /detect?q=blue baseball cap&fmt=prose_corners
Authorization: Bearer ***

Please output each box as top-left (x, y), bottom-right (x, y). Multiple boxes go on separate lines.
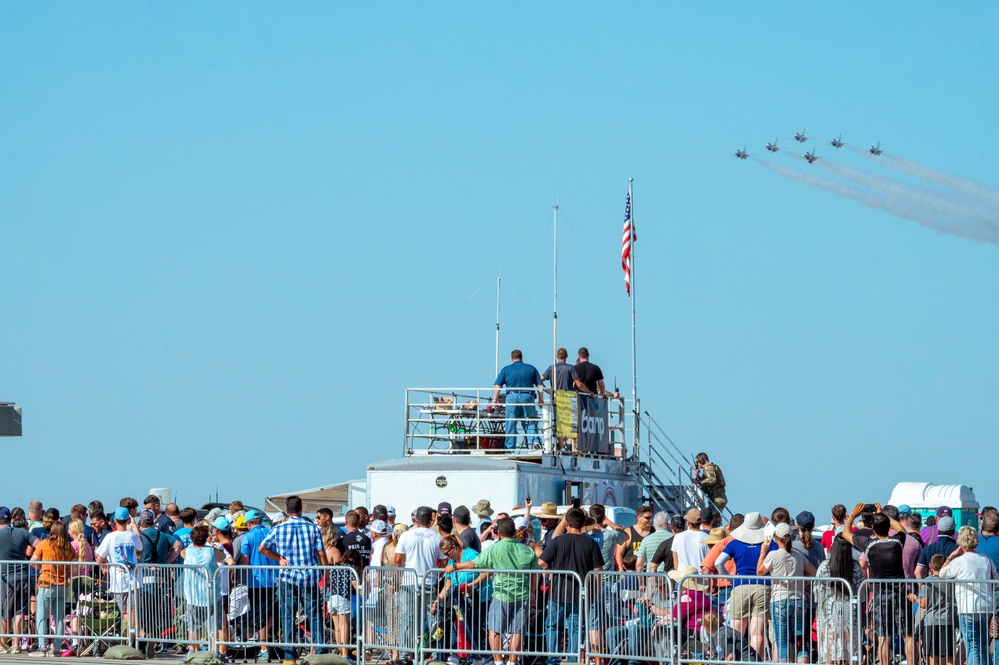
top-left (0, 507), bottom-right (10, 521)
top-left (114, 507), bottom-right (131, 522)
top-left (212, 516), bottom-right (231, 531)
top-left (898, 504), bottom-right (912, 517)
top-left (245, 509), bottom-right (264, 521)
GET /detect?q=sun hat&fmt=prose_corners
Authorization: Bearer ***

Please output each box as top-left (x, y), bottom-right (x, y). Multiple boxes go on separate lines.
top-left (684, 508), bottom-right (702, 525)
top-left (731, 512), bottom-right (767, 544)
top-left (774, 523), bottom-right (792, 539)
top-left (471, 500), bottom-right (494, 518)
top-left (704, 527), bottom-right (728, 546)
top-left (536, 502), bottom-right (563, 519)
top-left (667, 565), bottom-right (708, 591)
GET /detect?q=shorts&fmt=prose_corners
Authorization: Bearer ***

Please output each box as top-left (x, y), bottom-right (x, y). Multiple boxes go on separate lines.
top-left (113, 592), bottom-right (134, 614)
top-left (1, 579), bottom-right (30, 620)
top-left (189, 600), bottom-right (224, 632)
top-left (870, 591), bottom-right (913, 637)
top-left (922, 624), bottom-right (956, 656)
top-left (729, 583), bottom-right (771, 621)
top-left (486, 598), bottom-right (529, 635)
top-left (327, 594), bottom-right (351, 615)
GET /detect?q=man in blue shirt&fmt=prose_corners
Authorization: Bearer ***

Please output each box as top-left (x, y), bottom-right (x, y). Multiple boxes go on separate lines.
top-left (493, 349), bottom-right (543, 449)
top-left (239, 510), bottom-right (277, 657)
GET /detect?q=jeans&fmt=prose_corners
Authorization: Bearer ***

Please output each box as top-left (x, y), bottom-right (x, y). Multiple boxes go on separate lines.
top-left (959, 613), bottom-right (993, 665)
top-left (544, 600), bottom-right (580, 663)
top-left (770, 598), bottom-right (805, 662)
top-left (36, 585), bottom-right (67, 651)
top-left (399, 585), bottom-right (431, 654)
top-left (278, 580), bottom-right (326, 661)
top-left (504, 393), bottom-right (538, 449)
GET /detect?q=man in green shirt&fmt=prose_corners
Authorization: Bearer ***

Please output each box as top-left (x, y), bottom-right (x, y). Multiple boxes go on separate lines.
top-left (446, 518), bottom-right (540, 665)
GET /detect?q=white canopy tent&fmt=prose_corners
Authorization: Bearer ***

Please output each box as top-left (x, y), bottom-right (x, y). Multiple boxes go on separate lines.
top-left (264, 480), bottom-right (363, 516)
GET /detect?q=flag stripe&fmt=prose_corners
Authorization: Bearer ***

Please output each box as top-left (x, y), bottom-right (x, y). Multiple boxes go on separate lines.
top-left (621, 189), bottom-right (636, 295)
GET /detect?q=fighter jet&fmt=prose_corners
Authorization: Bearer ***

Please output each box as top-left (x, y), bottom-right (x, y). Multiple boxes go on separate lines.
top-left (869, 141), bottom-right (882, 156)
top-left (830, 134), bottom-right (844, 148)
top-left (794, 129), bottom-right (808, 143)
top-left (734, 146), bottom-right (749, 160)
top-left (766, 139), bottom-right (780, 153)
top-left (804, 149), bottom-right (818, 164)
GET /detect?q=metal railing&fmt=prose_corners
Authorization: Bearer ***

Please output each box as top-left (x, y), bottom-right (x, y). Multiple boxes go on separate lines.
top-left (0, 560), bottom-right (131, 657)
top-left (405, 387), bottom-right (633, 456)
top-left (11, 559), bottom-right (995, 665)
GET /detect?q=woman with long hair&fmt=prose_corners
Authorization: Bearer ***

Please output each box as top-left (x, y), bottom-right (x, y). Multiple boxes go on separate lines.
top-left (30, 521), bottom-right (76, 656)
top-left (814, 535), bottom-right (864, 665)
top-left (757, 523), bottom-right (816, 662)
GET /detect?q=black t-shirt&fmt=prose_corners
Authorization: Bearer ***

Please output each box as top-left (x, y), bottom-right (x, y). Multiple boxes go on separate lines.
top-left (154, 514), bottom-right (176, 535)
top-left (650, 537), bottom-right (676, 573)
top-left (0, 527), bottom-right (31, 580)
top-left (539, 533), bottom-right (603, 599)
top-left (628, 526), bottom-right (652, 555)
top-left (342, 531), bottom-right (372, 568)
top-left (458, 527), bottom-right (481, 553)
top-left (711, 625), bottom-right (759, 661)
top-left (918, 534), bottom-right (958, 569)
top-left (573, 361), bottom-right (604, 394)
top-left (853, 531), bottom-right (906, 579)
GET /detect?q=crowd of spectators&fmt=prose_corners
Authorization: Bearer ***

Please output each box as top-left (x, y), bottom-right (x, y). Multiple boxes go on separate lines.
top-left (2, 495), bottom-right (999, 665)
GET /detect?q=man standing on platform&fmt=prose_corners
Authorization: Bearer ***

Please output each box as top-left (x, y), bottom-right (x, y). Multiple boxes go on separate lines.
top-left (574, 348), bottom-right (605, 396)
top-left (493, 350), bottom-right (544, 450)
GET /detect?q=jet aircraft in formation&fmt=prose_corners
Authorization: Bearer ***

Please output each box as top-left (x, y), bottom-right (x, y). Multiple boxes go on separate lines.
top-left (869, 141), bottom-right (882, 156)
top-left (830, 134), bottom-right (844, 148)
top-left (734, 146), bottom-right (749, 159)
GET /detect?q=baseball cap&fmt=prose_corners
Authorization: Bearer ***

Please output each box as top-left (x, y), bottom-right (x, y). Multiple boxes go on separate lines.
top-left (386, 505), bottom-right (397, 517)
top-left (212, 516), bottom-right (231, 531)
top-left (795, 511), bottom-right (815, 529)
top-left (937, 516), bottom-right (956, 533)
top-left (245, 509), bottom-right (264, 522)
top-left (684, 508), bottom-right (702, 524)
top-left (437, 502), bottom-right (452, 516)
top-left (369, 519), bottom-right (389, 535)
top-left (699, 506), bottom-right (715, 524)
top-left (453, 505), bottom-right (471, 521)
top-left (137, 509), bottom-right (155, 526)
top-left (514, 516), bottom-right (529, 530)
top-left (0, 507), bottom-right (10, 521)
top-left (233, 515), bottom-right (247, 530)
top-left (898, 504), bottom-right (912, 517)
top-left (774, 523), bottom-right (793, 538)
top-left (372, 504), bottom-right (388, 519)
top-left (114, 507), bottom-right (131, 522)
top-left (937, 506), bottom-right (953, 517)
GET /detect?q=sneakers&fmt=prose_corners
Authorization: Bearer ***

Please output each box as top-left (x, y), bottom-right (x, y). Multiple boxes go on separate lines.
top-left (11, 645), bottom-right (23, 654)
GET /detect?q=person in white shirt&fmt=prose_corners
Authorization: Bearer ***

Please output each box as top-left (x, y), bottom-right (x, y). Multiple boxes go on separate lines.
top-left (394, 506), bottom-right (447, 662)
top-left (939, 526), bottom-right (999, 665)
top-left (672, 508), bottom-right (709, 570)
top-left (94, 507), bottom-right (143, 636)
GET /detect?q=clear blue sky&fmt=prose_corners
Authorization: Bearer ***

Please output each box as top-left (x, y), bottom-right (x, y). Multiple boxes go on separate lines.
top-left (3, 5), bottom-right (997, 517)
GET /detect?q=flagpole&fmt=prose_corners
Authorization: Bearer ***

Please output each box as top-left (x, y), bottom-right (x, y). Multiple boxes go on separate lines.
top-left (629, 178), bottom-right (639, 446)
top-left (553, 202), bottom-right (559, 380)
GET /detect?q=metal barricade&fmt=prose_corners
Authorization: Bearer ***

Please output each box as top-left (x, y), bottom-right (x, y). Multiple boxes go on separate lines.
top-left (419, 567), bottom-right (584, 664)
top-left (133, 563), bottom-right (213, 656)
top-left (857, 577), bottom-right (999, 665)
top-left (362, 566), bottom-right (420, 662)
top-left (585, 570), bottom-right (675, 664)
top-left (672, 572), bottom-right (855, 665)
top-left (0, 559), bottom-right (130, 657)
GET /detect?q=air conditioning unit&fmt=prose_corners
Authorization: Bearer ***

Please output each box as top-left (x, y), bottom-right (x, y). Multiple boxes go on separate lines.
top-left (0, 403), bottom-right (22, 436)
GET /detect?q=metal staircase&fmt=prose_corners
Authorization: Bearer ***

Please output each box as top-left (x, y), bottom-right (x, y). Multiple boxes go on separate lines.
top-left (635, 411), bottom-right (732, 520)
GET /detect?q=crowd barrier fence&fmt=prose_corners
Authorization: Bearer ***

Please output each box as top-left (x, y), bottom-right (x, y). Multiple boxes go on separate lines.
top-left (0, 560), bottom-right (131, 657)
top-left (6, 559), bottom-right (999, 665)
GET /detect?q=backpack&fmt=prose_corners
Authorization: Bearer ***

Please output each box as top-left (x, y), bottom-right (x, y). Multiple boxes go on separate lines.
top-left (141, 530), bottom-right (162, 564)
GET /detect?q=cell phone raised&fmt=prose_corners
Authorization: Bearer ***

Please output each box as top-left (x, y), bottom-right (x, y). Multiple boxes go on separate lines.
top-left (572, 498), bottom-right (581, 509)
top-left (862, 504), bottom-right (876, 513)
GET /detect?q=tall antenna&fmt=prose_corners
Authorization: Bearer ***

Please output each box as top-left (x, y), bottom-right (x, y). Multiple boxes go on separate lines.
top-left (495, 276), bottom-right (501, 377)
top-left (552, 199), bottom-right (559, 378)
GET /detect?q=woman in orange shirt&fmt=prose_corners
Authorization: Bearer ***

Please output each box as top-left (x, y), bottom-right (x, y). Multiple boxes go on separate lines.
top-left (30, 521), bottom-right (76, 656)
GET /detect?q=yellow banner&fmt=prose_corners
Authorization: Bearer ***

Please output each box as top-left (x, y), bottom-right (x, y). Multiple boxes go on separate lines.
top-left (554, 390), bottom-right (578, 438)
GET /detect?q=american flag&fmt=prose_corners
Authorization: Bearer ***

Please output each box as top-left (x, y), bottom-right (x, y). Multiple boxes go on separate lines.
top-left (621, 188), bottom-right (636, 295)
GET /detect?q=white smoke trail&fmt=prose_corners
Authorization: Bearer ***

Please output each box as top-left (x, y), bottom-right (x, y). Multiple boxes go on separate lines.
top-left (849, 147), bottom-right (999, 208)
top-left (814, 158), bottom-right (999, 231)
top-left (753, 157), bottom-right (999, 245)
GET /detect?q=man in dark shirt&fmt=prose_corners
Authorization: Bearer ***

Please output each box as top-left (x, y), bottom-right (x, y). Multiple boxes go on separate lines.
top-left (340, 511), bottom-right (372, 568)
top-left (915, 516), bottom-right (958, 579)
top-left (89, 510), bottom-right (112, 549)
top-left (842, 502), bottom-right (912, 665)
top-left (539, 508), bottom-right (603, 665)
top-left (452, 506), bottom-right (481, 553)
top-left (573, 347), bottom-right (605, 395)
top-left (143, 495), bottom-right (176, 535)
top-left (0, 507), bottom-right (33, 649)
